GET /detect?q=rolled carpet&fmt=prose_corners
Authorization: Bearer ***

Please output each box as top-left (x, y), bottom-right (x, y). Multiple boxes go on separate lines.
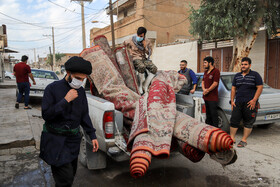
top-left (93, 35), bottom-right (122, 76)
top-left (115, 46), bottom-right (140, 95)
top-left (177, 140), bottom-right (205, 163)
top-left (80, 45), bottom-right (236, 178)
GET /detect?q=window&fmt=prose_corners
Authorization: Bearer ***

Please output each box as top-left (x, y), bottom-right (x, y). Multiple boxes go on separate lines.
top-left (221, 75), bottom-right (234, 90)
top-left (196, 75), bottom-right (203, 91)
top-left (31, 70), bottom-right (59, 80)
top-left (124, 10), bottom-right (127, 17)
top-left (221, 74), bottom-right (270, 90)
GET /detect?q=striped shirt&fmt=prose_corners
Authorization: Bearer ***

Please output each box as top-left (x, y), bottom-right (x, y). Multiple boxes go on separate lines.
top-left (232, 70), bottom-right (263, 103)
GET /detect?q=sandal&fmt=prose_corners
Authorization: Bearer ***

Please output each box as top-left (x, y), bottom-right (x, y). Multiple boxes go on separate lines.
top-left (237, 141), bottom-right (247, 148)
top-left (24, 106), bottom-right (32, 110)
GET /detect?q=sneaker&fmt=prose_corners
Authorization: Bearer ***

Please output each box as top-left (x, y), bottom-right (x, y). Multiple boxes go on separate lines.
top-left (15, 103), bottom-right (19, 109)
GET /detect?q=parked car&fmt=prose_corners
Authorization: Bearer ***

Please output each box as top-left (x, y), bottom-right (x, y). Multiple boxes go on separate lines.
top-left (5, 71), bottom-right (16, 79)
top-left (186, 72), bottom-right (280, 132)
top-left (16, 69), bottom-right (59, 98)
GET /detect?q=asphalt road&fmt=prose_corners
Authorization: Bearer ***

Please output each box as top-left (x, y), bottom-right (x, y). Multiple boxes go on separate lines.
top-left (71, 124), bottom-right (279, 187)
top-left (29, 99), bottom-right (280, 187)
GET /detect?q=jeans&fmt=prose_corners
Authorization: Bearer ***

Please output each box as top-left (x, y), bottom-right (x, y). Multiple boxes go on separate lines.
top-left (204, 100), bottom-right (219, 127)
top-left (16, 82), bottom-right (30, 107)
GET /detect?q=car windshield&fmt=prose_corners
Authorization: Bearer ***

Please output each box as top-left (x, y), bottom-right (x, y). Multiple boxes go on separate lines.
top-left (31, 70), bottom-right (58, 80)
top-left (221, 75), bottom-right (270, 90)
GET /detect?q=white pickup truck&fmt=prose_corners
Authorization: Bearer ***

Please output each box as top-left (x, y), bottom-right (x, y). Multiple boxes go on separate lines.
top-left (79, 91), bottom-right (200, 170)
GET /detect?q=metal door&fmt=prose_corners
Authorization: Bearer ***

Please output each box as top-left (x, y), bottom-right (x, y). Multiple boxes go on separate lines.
top-left (267, 39), bottom-right (280, 89)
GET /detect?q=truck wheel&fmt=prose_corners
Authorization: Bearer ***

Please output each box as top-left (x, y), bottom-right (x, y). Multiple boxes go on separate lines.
top-left (217, 110), bottom-right (230, 133)
top-left (79, 136), bottom-right (87, 168)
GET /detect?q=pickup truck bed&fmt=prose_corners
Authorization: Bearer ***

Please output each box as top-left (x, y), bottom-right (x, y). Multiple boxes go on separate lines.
top-left (80, 93), bottom-right (196, 170)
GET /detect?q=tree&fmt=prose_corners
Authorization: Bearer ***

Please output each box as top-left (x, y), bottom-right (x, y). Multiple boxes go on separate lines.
top-left (46, 52), bottom-right (66, 66)
top-left (189, 0), bottom-right (280, 72)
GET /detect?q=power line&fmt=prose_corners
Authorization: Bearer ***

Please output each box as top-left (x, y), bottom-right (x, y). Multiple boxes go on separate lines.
top-left (0, 11), bottom-right (50, 29)
top-left (72, 1), bottom-right (103, 11)
top-left (8, 13), bottom-right (99, 50)
top-left (143, 15), bottom-right (188, 28)
top-left (47, 0), bottom-right (93, 15)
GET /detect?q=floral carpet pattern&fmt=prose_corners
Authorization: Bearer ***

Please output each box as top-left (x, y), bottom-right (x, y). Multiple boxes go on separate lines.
top-left (80, 36), bottom-right (236, 178)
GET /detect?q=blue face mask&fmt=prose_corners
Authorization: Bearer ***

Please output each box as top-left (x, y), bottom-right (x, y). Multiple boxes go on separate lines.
top-left (136, 36), bottom-right (144, 43)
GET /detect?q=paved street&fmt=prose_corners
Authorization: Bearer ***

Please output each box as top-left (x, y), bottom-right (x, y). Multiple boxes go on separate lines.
top-left (0, 85), bottom-right (280, 186)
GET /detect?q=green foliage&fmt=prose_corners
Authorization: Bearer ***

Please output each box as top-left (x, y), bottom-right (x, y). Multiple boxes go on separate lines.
top-left (189, 0), bottom-right (280, 41)
top-left (46, 52), bottom-right (66, 66)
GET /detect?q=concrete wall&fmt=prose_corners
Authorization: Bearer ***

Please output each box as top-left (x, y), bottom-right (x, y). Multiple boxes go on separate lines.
top-left (248, 30), bottom-right (267, 79)
top-left (151, 41), bottom-right (198, 72)
top-left (90, 0), bottom-right (200, 46)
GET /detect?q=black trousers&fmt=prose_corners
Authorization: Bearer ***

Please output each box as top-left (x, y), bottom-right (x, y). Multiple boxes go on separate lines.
top-left (230, 102), bottom-right (258, 128)
top-left (51, 158), bottom-right (78, 187)
top-left (205, 100), bottom-right (219, 127)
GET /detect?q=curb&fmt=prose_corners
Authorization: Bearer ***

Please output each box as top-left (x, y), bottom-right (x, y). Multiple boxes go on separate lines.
top-left (0, 85), bottom-right (16, 89)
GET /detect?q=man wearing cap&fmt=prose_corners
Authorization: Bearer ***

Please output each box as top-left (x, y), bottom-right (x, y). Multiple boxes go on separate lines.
top-left (40, 56), bottom-right (99, 186)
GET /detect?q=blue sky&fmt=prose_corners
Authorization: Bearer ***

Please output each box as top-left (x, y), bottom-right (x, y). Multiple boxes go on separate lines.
top-left (0, 0), bottom-right (112, 62)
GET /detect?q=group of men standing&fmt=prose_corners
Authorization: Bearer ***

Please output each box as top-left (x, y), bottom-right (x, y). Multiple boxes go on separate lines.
top-left (178, 56), bottom-right (263, 148)
top-left (12, 26), bottom-right (264, 186)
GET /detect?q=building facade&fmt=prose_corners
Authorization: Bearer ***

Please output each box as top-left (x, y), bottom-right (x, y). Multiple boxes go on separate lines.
top-left (90, 0), bottom-right (200, 46)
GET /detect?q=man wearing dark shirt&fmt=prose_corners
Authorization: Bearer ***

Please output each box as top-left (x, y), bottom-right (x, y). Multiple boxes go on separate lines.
top-left (230, 57), bottom-right (263, 148)
top-left (13, 55), bottom-right (36, 109)
top-left (202, 56), bottom-right (220, 127)
top-left (178, 60), bottom-right (198, 95)
top-left (40, 56), bottom-right (99, 186)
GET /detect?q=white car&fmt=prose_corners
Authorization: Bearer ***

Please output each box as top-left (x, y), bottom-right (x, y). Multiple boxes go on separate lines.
top-left (5, 71), bottom-right (16, 79)
top-left (16, 69), bottom-right (59, 98)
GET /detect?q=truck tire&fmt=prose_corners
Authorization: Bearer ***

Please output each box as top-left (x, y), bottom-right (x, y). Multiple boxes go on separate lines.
top-left (217, 109), bottom-right (230, 133)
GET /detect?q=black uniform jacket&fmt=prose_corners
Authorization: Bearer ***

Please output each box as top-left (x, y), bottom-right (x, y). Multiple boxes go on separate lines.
top-left (39, 78), bottom-right (96, 167)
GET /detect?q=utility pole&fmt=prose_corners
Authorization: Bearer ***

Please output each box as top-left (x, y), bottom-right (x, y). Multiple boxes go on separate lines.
top-left (43, 27), bottom-right (55, 71)
top-left (72, 0), bottom-right (92, 49)
top-left (34, 48), bottom-right (36, 65)
top-left (52, 27), bottom-right (55, 70)
top-left (37, 54), bottom-right (40, 69)
top-left (49, 46), bottom-right (53, 71)
top-left (109, 0), bottom-right (116, 50)
top-left (81, 1), bottom-right (86, 49)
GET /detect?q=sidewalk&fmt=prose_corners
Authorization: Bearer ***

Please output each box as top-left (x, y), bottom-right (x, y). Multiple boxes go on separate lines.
top-left (0, 85), bottom-right (43, 150)
top-left (0, 79), bottom-right (17, 88)
top-left (0, 83), bottom-right (53, 185)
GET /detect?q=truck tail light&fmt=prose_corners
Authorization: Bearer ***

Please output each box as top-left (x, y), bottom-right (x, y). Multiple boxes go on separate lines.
top-left (103, 111), bottom-right (114, 139)
top-left (202, 104), bottom-right (206, 113)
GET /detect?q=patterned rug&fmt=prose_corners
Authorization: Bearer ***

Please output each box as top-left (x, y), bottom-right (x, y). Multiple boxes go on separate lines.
top-left (80, 40), bottom-right (236, 179)
top-left (115, 46), bottom-right (140, 94)
top-left (93, 35), bottom-right (123, 77)
top-left (80, 46), bottom-right (139, 120)
top-left (173, 112), bottom-right (233, 154)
